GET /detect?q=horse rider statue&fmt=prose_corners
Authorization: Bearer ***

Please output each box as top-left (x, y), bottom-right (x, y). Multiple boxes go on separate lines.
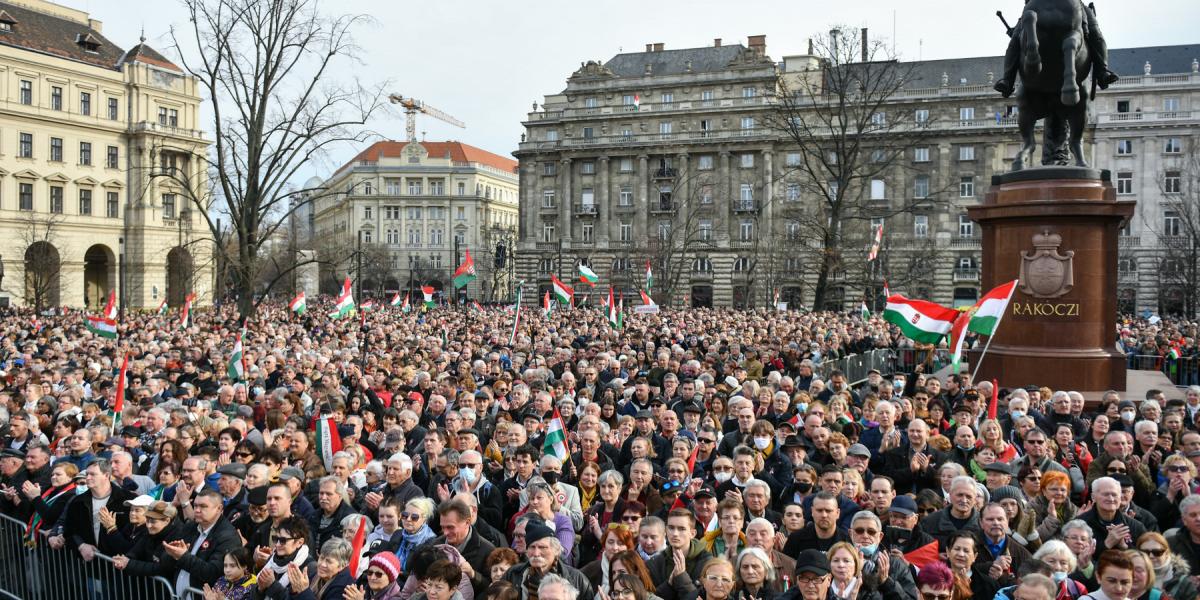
top-left (994, 0), bottom-right (1119, 98)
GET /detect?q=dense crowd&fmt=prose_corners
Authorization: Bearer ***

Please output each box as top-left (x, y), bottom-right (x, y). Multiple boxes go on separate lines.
top-left (0, 300), bottom-right (1197, 600)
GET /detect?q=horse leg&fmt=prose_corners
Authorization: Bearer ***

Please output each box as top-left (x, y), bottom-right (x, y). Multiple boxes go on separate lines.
top-left (1060, 31), bottom-right (1083, 106)
top-left (1014, 103), bottom-right (1037, 171)
top-left (1022, 10), bottom-right (1041, 77)
top-left (1068, 103), bottom-right (1088, 167)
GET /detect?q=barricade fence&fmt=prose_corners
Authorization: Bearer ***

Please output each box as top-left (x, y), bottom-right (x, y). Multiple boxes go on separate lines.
top-left (1128, 353), bottom-right (1200, 387)
top-left (814, 347), bottom-right (953, 387)
top-left (0, 512), bottom-right (182, 600)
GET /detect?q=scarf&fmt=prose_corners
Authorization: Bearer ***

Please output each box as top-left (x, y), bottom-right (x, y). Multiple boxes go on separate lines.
top-left (599, 554), bottom-right (612, 595)
top-left (264, 544), bottom-right (310, 589)
top-left (580, 485), bottom-right (597, 512)
top-left (24, 483), bottom-right (76, 546)
top-left (831, 577), bottom-right (860, 600)
top-left (1153, 561), bottom-right (1173, 589)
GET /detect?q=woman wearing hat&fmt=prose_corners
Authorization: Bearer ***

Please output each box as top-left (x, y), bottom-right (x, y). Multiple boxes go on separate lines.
top-left (98, 493), bottom-right (155, 552)
top-left (111, 500), bottom-right (186, 577)
top-left (344, 551), bottom-right (404, 600)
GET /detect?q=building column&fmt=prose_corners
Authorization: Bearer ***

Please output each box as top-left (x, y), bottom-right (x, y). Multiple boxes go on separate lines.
top-left (559, 158), bottom-right (572, 242)
top-left (521, 162), bottom-right (537, 246)
top-left (675, 152), bottom-right (689, 207)
top-left (762, 149), bottom-right (774, 225)
top-left (637, 154), bottom-right (649, 241)
top-left (719, 151), bottom-right (732, 239)
top-left (598, 156), bottom-right (610, 245)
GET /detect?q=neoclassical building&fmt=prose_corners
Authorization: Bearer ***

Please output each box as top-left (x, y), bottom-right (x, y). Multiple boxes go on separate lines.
top-left (0, 0), bottom-right (211, 311)
top-left (515, 36), bottom-right (1200, 312)
top-left (311, 140), bottom-right (520, 302)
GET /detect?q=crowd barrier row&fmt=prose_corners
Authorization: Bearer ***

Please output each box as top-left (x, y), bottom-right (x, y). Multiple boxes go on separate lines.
top-left (0, 513), bottom-right (205, 600)
top-left (815, 347), bottom-right (953, 386)
top-left (1128, 354), bottom-right (1200, 388)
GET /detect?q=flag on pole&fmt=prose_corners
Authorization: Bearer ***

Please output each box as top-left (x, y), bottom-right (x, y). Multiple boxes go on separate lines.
top-left (881, 296), bottom-right (959, 344)
top-left (542, 409), bottom-right (569, 461)
top-left (606, 287), bottom-right (619, 327)
top-left (180, 293), bottom-right (196, 329)
top-left (227, 328), bottom-right (247, 382)
top-left (390, 292), bottom-right (402, 307)
top-left (578, 264), bottom-right (599, 287)
top-left (329, 277), bottom-right (355, 318)
top-left (904, 541), bottom-right (941, 570)
top-left (883, 279), bottom-right (891, 299)
top-left (289, 291), bottom-right (306, 316)
top-left (988, 379), bottom-right (999, 420)
top-left (102, 290), bottom-right (118, 320)
top-left (452, 250), bottom-right (477, 289)
top-left (508, 281), bottom-right (524, 346)
top-left (111, 353), bottom-right (129, 427)
top-left (966, 280), bottom-right (1020, 336)
top-left (347, 516), bottom-right (367, 578)
top-left (402, 293), bottom-right (411, 313)
top-left (617, 296), bottom-right (624, 328)
top-left (543, 291), bottom-right (552, 316)
top-left (632, 94), bottom-right (641, 111)
top-left (156, 298), bottom-right (169, 316)
top-left (315, 417), bottom-right (343, 473)
top-left (773, 288), bottom-right (781, 307)
top-left (948, 309), bottom-right (971, 373)
top-left (421, 286), bottom-right (435, 308)
top-left (867, 224), bottom-right (884, 261)
top-left (86, 316), bottom-right (118, 339)
top-left (645, 260), bottom-right (654, 291)
top-left (1168, 345), bottom-right (1182, 360)
top-left (360, 300), bottom-right (376, 312)
top-left (639, 289), bottom-right (656, 307)
top-left (860, 301), bottom-right (870, 320)
top-left (472, 300), bottom-right (484, 312)
top-left (551, 275), bottom-right (574, 305)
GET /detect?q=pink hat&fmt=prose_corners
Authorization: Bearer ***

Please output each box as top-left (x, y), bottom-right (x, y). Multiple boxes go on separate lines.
top-left (369, 551), bottom-right (402, 583)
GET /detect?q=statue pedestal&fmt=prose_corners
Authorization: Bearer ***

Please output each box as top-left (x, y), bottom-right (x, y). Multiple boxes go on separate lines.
top-left (966, 168), bottom-right (1135, 391)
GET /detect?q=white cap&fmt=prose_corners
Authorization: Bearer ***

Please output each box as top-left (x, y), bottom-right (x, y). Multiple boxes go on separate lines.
top-left (124, 494), bottom-right (156, 508)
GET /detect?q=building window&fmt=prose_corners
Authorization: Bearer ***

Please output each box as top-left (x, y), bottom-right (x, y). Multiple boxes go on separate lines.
top-left (18, 80), bottom-right (31, 105)
top-left (384, 206), bottom-right (400, 220)
top-left (429, 180), bottom-right (444, 195)
top-left (545, 130), bottom-right (558, 141)
top-left (1117, 139), bottom-right (1134, 155)
top-left (619, 158), bottom-right (633, 172)
top-left (457, 182), bottom-right (465, 196)
top-left (739, 220), bottom-right (753, 241)
top-left (106, 146), bottom-right (118, 168)
top-left (613, 258), bottom-right (630, 272)
top-left (107, 192), bottom-right (119, 218)
top-left (456, 206), bottom-right (465, 221)
top-left (698, 154), bottom-right (714, 170)
top-left (582, 187), bottom-right (596, 207)
top-left (659, 122), bottom-right (673, 136)
top-left (870, 179), bottom-right (886, 200)
top-left (619, 186), bottom-right (632, 206)
top-left (914, 147), bottom-right (930, 162)
top-left (430, 229), bottom-right (443, 246)
top-left (385, 229), bottom-right (399, 245)
top-left (363, 206), bottom-right (373, 220)
top-left (786, 183), bottom-right (801, 201)
top-left (959, 214), bottom-right (974, 237)
top-left (742, 86), bottom-right (756, 98)
top-left (79, 142), bottom-right (92, 166)
top-left (620, 222), bottom-right (631, 242)
top-left (622, 94), bottom-right (636, 106)
top-left (740, 184), bottom-right (754, 204)
top-left (699, 220), bottom-right (712, 241)
top-left (1165, 138), bottom-right (1183, 154)
top-left (740, 116), bottom-right (755, 131)
top-left (1165, 170), bottom-right (1182, 194)
top-left (1116, 172), bottom-right (1134, 195)
top-left (49, 137), bottom-right (63, 162)
top-left (1116, 100), bottom-right (1131, 113)
top-left (19, 183), bottom-right (32, 211)
top-left (19, 133), bottom-right (32, 158)
top-left (429, 207), bottom-right (443, 220)
top-left (581, 161), bottom-right (595, 174)
top-left (581, 223), bottom-right (594, 242)
top-left (408, 229), bottom-right (421, 246)
top-left (785, 152), bottom-right (801, 167)
top-left (80, 92), bottom-right (91, 115)
top-left (538, 258), bottom-right (554, 274)
top-left (584, 97), bottom-right (598, 109)
top-left (79, 189), bottom-right (92, 215)
top-left (163, 193), bottom-right (176, 218)
top-left (1165, 211), bottom-right (1182, 236)
top-left (108, 97), bottom-right (118, 120)
top-left (361, 230), bottom-right (372, 244)
top-left (360, 181), bottom-right (373, 195)
top-left (959, 107), bottom-right (975, 123)
top-left (49, 186), bottom-right (63, 214)
top-left (960, 176), bottom-right (975, 198)
top-left (733, 257), bottom-right (751, 272)
top-left (661, 92), bottom-right (674, 105)
top-left (870, 112), bottom-right (886, 126)
top-left (740, 153), bottom-right (754, 168)
top-left (1164, 97), bottom-right (1181, 113)
top-left (542, 190), bottom-right (556, 208)
top-left (701, 90), bottom-right (715, 102)
top-left (581, 127), bottom-right (594, 139)
top-left (407, 180), bottom-right (423, 195)
top-left (51, 86), bottom-right (62, 110)
top-left (699, 185), bottom-right (713, 204)
top-left (914, 109), bottom-right (929, 124)
top-left (542, 223), bottom-right (555, 242)
top-left (657, 221), bottom-right (671, 240)
top-left (914, 215), bottom-right (929, 238)
top-left (787, 221), bottom-right (801, 240)
top-left (158, 107), bottom-right (168, 125)
top-left (453, 231), bottom-right (465, 246)
top-left (408, 207), bottom-right (422, 220)
top-left (693, 257), bottom-right (712, 273)
top-left (914, 175), bottom-right (930, 199)
top-left (169, 109), bottom-right (178, 127)
top-left (959, 145), bottom-right (975, 161)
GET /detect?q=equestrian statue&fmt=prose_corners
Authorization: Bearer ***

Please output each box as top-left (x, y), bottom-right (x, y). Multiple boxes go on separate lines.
top-left (995, 1), bottom-right (1119, 171)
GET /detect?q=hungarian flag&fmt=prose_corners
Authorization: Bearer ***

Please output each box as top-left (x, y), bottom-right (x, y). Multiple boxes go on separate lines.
top-left (401, 293), bottom-right (411, 313)
top-left (508, 281), bottom-right (524, 345)
top-left (86, 316), bottom-right (118, 339)
top-left (421, 286), bottom-right (435, 308)
top-left (948, 310), bottom-right (971, 373)
top-left (551, 274), bottom-right (573, 305)
top-left (390, 293), bottom-right (402, 307)
top-left (360, 300), bottom-right (376, 312)
top-left (578, 264), bottom-right (599, 287)
top-left (472, 300), bottom-right (484, 312)
top-left (867, 224), bottom-right (884, 261)
top-left (883, 279), bottom-right (891, 299)
top-left (773, 288), bottom-right (781, 307)
top-left (1169, 346), bottom-right (1182, 360)
top-left (543, 290), bottom-right (552, 316)
top-left (111, 354), bottom-right (129, 427)
top-left (347, 516), bottom-right (367, 578)
top-left (645, 260), bottom-right (653, 291)
top-left (289, 291), bottom-right (306, 315)
top-left (617, 296), bottom-right (624, 328)
top-left (227, 328), bottom-right (246, 381)
top-left (860, 301), bottom-right (870, 320)
top-left (30, 315), bottom-right (41, 333)
top-left (606, 287), bottom-right (619, 327)
top-left (453, 250), bottom-right (477, 289)
top-left (632, 94), bottom-right (641, 111)
top-left (904, 541), bottom-right (941, 570)
top-left (329, 277), bottom-right (355, 318)
top-left (180, 293), bottom-right (196, 329)
top-left (967, 280), bottom-right (1019, 336)
top-left (639, 289), bottom-right (656, 307)
top-left (315, 416), bottom-right (343, 473)
top-left (882, 295), bottom-right (958, 344)
top-left (102, 290), bottom-right (118, 320)
top-left (542, 409), bottom-right (569, 461)
top-left (156, 298), bottom-right (169, 316)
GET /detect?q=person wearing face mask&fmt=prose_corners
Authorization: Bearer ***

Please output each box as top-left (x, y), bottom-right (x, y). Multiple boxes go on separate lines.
top-left (441, 449), bottom-right (503, 526)
top-left (1027, 541), bottom-right (1090, 600)
top-left (846, 511), bottom-right (917, 600)
top-left (536, 455), bottom-right (583, 532)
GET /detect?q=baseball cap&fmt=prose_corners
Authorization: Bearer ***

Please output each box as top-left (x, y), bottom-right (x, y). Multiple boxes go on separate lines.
top-left (847, 444), bottom-right (871, 458)
top-left (795, 549), bottom-right (830, 576)
top-left (278, 466), bottom-right (305, 482)
top-left (694, 486), bottom-right (717, 500)
top-left (888, 496), bottom-right (917, 516)
top-left (124, 494), bottom-right (156, 508)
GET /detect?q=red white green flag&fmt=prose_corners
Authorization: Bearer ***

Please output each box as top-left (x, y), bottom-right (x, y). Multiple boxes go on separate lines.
top-left (508, 281), bottom-right (524, 345)
top-left (289, 291), bottom-right (306, 316)
top-left (402, 293), bottom-right (412, 313)
top-left (156, 298), bottom-right (169, 316)
top-left (645, 260), bottom-right (653, 291)
top-left (421, 286), bottom-right (435, 308)
top-left (578, 264), bottom-right (599, 287)
top-left (390, 293), bottom-right (402, 307)
top-left (329, 278), bottom-right (355, 318)
top-left (227, 328), bottom-right (247, 381)
top-left (867, 224), bottom-right (884, 261)
top-left (881, 295), bottom-right (958, 344)
top-left (179, 292), bottom-right (196, 329)
top-left (542, 409), bottom-right (569, 461)
top-left (315, 416), bottom-right (343, 473)
top-left (967, 280), bottom-right (1019, 336)
top-left (639, 289), bottom-right (656, 307)
top-left (86, 316), bottom-right (118, 339)
top-left (102, 290), bottom-right (118, 320)
top-left (111, 353), bottom-right (129, 427)
top-left (543, 290), bottom-right (552, 316)
top-left (453, 250), bottom-right (477, 289)
top-left (551, 274), bottom-right (573, 305)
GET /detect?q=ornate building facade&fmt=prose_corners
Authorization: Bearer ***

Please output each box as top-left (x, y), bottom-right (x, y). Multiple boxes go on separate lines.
top-left (0, 0), bottom-right (211, 310)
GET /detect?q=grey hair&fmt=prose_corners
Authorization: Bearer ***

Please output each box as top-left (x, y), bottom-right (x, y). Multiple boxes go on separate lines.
top-left (318, 475), bottom-right (350, 504)
top-left (319, 537), bottom-right (352, 566)
top-left (1140, 400), bottom-right (1161, 414)
top-left (1018, 574), bottom-right (1058, 600)
top-left (850, 510), bottom-right (882, 531)
top-left (1091, 476), bottom-right (1119, 495)
top-left (1180, 494), bottom-right (1200, 514)
top-left (1061, 519), bottom-right (1093, 540)
top-left (736, 547), bottom-right (777, 582)
top-left (1134, 420), bottom-right (1158, 436)
top-left (744, 478), bottom-right (771, 496)
top-left (538, 574), bottom-right (579, 600)
top-left (949, 475), bottom-right (976, 492)
top-left (1033, 540), bottom-right (1077, 572)
top-left (940, 462), bottom-right (967, 477)
top-left (746, 517), bottom-right (775, 535)
top-left (598, 469), bottom-right (625, 488)
top-left (387, 452), bottom-right (413, 470)
top-left (341, 513), bottom-right (373, 532)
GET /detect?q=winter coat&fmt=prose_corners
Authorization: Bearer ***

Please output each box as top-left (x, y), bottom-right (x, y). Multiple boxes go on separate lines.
top-left (645, 539), bottom-right (714, 600)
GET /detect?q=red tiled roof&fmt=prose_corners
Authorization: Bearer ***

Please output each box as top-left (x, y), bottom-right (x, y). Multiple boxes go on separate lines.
top-left (342, 140), bottom-right (518, 175)
top-left (122, 43), bottom-right (182, 73)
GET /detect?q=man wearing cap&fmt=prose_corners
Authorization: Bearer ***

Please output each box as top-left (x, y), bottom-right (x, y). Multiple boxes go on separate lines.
top-left (216, 462), bottom-right (249, 522)
top-left (619, 409), bottom-right (670, 469)
top-left (844, 443), bottom-right (876, 486)
top-left (793, 549), bottom-right (834, 600)
top-left (233, 485), bottom-right (269, 542)
top-left (274, 466), bottom-right (316, 521)
top-left (646, 508), bottom-right (713, 600)
top-left (983, 462), bottom-right (1015, 491)
top-left (882, 495), bottom-right (935, 555)
top-left (504, 519), bottom-right (594, 600)
top-left (0, 448), bottom-right (29, 518)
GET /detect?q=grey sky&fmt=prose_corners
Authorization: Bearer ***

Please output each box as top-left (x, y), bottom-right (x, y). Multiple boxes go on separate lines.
top-left (65, 0), bottom-right (1198, 181)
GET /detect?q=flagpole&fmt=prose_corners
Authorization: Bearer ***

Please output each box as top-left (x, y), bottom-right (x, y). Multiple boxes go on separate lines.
top-left (969, 284), bottom-right (1018, 383)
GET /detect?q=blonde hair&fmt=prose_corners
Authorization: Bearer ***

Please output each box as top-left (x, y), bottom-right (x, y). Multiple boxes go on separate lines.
top-left (827, 542), bottom-right (864, 576)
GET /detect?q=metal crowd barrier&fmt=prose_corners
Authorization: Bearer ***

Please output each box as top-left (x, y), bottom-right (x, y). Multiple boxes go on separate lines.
top-left (0, 512), bottom-right (179, 600)
top-left (816, 348), bottom-right (905, 385)
top-left (1127, 353), bottom-right (1200, 387)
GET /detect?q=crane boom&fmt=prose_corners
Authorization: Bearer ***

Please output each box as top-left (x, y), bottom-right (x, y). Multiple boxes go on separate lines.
top-left (388, 93), bottom-right (465, 142)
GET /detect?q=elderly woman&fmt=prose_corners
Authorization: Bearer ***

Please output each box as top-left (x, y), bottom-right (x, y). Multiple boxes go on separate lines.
top-left (20, 462), bottom-right (78, 544)
top-left (342, 513), bottom-right (375, 578)
top-left (1149, 454), bottom-right (1199, 527)
top-left (1137, 531), bottom-right (1197, 600)
top-left (684, 557), bottom-right (736, 600)
top-left (347, 551), bottom-right (405, 600)
top-left (112, 501), bottom-right (186, 577)
top-left (1030, 471), bottom-right (1077, 543)
top-left (1125, 550), bottom-right (1157, 600)
top-left (395, 497), bottom-right (437, 572)
top-left (581, 524), bottom-right (636, 591)
top-left (732, 548), bottom-right (775, 600)
top-left (281, 538), bottom-right (354, 600)
top-left (583, 469), bottom-right (627, 563)
top-left (1031, 540), bottom-right (1089, 599)
top-left (703, 499), bottom-right (747, 561)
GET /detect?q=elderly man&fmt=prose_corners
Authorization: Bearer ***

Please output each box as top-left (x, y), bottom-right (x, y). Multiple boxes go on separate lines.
top-left (1167, 495), bottom-right (1200, 574)
top-left (308, 476), bottom-right (355, 548)
top-left (369, 452), bottom-right (422, 512)
top-left (745, 518), bottom-right (796, 589)
top-left (423, 497), bottom-right (496, 596)
top-left (873, 419), bottom-right (944, 494)
top-left (973, 503), bottom-right (1032, 589)
top-left (538, 574), bottom-right (581, 600)
top-left (437, 449), bottom-right (503, 525)
top-left (919, 475), bottom-right (981, 548)
top-left (848, 511), bottom-right (918, 600)
top-left (111, 450), bottom-right (154, 495)
top-left (1078, 476), bottom-right (1147, 553)
top-left (505, 521), bottom-right (594, 600)
top-left (794, 549), bottom-right (834, 600)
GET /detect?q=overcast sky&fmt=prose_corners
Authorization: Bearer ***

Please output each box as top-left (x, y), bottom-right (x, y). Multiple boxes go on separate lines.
top-left (64, 0), bottom-right (1198, 181)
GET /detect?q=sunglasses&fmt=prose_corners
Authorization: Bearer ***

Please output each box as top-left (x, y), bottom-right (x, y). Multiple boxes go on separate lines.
top-left (458, 463), bottom-right (480, 469)
top-left (401, 512), bottom-right (422, 521)
top-left (852, 527), bottom-right (879, 536)
top-left (698, 438), bottom-right (716, 445)
top-left (235, 452), bottom-right (254, 458)
top-left (621, 515), bottom-right (642, 523)
top-left (366, 569), bottom-right (387, 578)
top-left (1167, 465), bottom-right (1190, 473)
top-left (922, 594), bottom-right (952, 600)
top-left (1141, 547), bottom-right (1166, 557)
top-left (271, 536), bottom-right (296, 545)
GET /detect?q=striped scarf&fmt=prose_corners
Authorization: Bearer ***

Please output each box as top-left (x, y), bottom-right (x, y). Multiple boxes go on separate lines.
top-left (25, 483), bottom-right (76, 546)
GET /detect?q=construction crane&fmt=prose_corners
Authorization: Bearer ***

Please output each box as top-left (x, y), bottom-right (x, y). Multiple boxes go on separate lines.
top-left (388, 94), bottom-right (465, 142)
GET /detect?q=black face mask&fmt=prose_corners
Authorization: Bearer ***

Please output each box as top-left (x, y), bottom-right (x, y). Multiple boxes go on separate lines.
top-left (542, 472), bottom-right (560, 485)
top-left (795, 481), bottom-right (813, 493)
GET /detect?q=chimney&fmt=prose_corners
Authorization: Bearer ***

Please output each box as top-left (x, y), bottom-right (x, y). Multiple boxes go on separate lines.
top-left (653, 43), bottom-right (664, 52)
top-left (861, 28), bottom-right (869, 62)
top-left (646, 43), bottom-right (653, 52)
top-left (714, 38), bottom-right (722, 47)
top-left (748, 35), bottom-right (766, 57)
top-left (807, 38), bottom-right (814, 55)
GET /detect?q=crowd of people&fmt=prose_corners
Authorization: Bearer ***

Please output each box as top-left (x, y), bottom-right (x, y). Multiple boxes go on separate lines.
top-left (0, 299), bottom-right (1197, 600)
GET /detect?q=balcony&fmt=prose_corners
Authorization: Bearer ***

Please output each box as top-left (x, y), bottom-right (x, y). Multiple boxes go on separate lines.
top-left (949, 237), bottom-right (982, 249)
top-left (613, 202), bottom-right (636, 212)
top-left (953, 268), bottom-right (980, 282)
top-left (654, 168), bottom-right (678, 179)
top-left (650, 202), bottom-right (677, 215)
top-left (1119, 236), bottom-right (1141, 248)
top-left (733, 200), bottom-right (758, 213)
top-left (538, 203), bottom-right (558, 212)
top-left (574, 203), bottom-right (598, 216)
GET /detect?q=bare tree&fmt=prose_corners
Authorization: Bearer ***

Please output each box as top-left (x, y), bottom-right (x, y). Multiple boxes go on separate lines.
top-left (643, 167), bottom-right (722, 306)
top-left (165, 0), bottom-right (388, 319)
top-left (1150, 136), bottom-right (1200, 316)
top-left (763, 27), bottom-right (951, 310)
top-left (13, 212), bottom-right (66, 312)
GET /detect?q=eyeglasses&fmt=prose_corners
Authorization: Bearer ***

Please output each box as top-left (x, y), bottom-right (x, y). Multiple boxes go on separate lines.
top-left (796, 576), bottom-right (828, 586)
top-left (1025, 476), bottom-right (1041, 482)
top-left (458, 463), bottom-right (480, 469)
top-left (922, 593), bottom-right (952, 600)
top-left (1026, 439), bottom-right (1046, 445)
top-left (235, 452), bottom-right (254, 458)
top-left (852, 527), bottom-right (879, 536)
top-left (401, 512), bottom-right (423, 521)
top-left (1167, 465), bottom-right (1191, 473)
top-left (705, 576), bottom-right (734, 585)
top-left (271, 536), bottom-right (296, 545)
top-left (366, 569), bottom-right (387, 578)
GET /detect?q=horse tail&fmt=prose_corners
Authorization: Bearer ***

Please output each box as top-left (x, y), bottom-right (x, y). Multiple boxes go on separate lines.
top-left (1021, 9), bottom-right (1041, 77)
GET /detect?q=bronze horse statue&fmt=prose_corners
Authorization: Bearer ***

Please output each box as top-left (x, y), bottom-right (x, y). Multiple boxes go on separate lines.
top-left (1008, 0), bottom-right (1099, 171)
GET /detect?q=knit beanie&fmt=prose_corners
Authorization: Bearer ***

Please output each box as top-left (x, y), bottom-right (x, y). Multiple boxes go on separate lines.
top-left (369, 551), bottom-right (402, 583)
top-left (990, 485), bottom-right (1024, 504)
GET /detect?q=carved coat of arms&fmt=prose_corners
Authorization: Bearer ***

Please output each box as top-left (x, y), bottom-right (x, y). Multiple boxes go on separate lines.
top-left (1018, 231), bottom-right (1074, 298)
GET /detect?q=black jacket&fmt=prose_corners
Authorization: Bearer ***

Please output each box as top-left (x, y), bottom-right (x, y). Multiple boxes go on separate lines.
top-left (504, 559), bottom-right (596, 600)
top-left (307, 499), bottom-right (356, 549)
top-left (62, 485), bottom-right (136, 549)
top-left (168, 518), bottom-right (243, 589)
top-left (782, 523), bottom-right (851, 556)
top-left (917, 507), bottom-right (980, 549)
top-left (645, 539), bottom-right (714, 600)
top-left (1076, 507), bottom-right (1147, 553)
top-left (122, 519), bottom-right (188, 578)
top-left (421, 528), bottom-right (496, 596)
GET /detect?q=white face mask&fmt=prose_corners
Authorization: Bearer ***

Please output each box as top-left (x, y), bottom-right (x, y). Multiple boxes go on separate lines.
top-left (1121, 411), bottom-right (1136, 422)
top-left (753, 437), bottom-right (771, 450)
top-left (713, 471), bottom-right (732, 483)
